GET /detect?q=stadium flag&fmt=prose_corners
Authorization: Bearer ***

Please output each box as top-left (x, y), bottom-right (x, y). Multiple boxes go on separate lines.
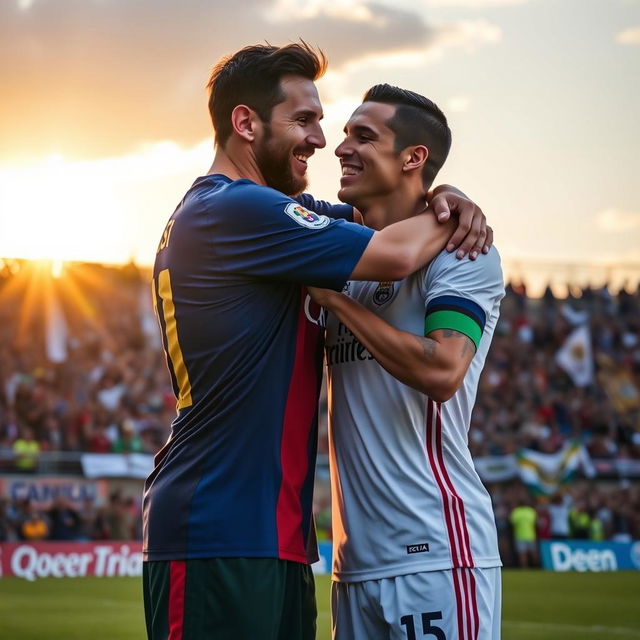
top-left (561, 303), bottom-right (589, 326)
top-left (516, 441), bottom-right (594, 495)
top-left (45, 291), bottom-right (68, 363)
top-left (474, 455), bottom-right (519, 482)
top-left (555, 324), bottom-right (593, 387)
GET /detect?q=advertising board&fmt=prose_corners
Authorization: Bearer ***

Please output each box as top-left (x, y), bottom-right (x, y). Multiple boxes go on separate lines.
top-left (540, 540), bottom-right (640, 572)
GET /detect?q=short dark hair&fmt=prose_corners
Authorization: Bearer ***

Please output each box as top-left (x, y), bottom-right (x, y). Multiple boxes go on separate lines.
top-left (362, 84), bottom-right (452, 188)
top-left (207, 42), bottom-right (327, 148)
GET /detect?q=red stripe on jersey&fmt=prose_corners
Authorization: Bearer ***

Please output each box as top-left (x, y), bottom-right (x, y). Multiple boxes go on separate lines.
top-left (168, 560), bottom-right (186, 640)
top-left (433, 402), bottom-right (475, 568)
top-left (276, 288), bottom-right (321, 560)
top-left (425, 399), bottom-right (459, 566)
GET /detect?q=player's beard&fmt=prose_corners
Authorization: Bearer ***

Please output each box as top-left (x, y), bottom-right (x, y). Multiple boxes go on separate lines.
top-left (255, 124), bottom-right (307, 196)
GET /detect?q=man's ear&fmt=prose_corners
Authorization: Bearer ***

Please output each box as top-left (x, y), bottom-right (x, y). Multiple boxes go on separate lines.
top-left (402, 145), bottom-right (428, 173)
top-left (231, 105), bottom-right (260, 142)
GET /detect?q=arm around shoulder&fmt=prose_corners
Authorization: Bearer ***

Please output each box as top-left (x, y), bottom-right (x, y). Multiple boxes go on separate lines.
top-left (349, 214), bottom-right (454, 281)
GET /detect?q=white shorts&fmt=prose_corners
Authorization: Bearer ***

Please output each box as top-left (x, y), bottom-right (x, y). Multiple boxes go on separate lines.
top-left (331, 567), bottom-right (501, 640)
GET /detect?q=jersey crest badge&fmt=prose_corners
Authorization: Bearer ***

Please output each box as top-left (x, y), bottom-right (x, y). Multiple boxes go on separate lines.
top-left (373, 281), bottom-right (395, 306)
top-left (284, 203), bottom-right (330, 229)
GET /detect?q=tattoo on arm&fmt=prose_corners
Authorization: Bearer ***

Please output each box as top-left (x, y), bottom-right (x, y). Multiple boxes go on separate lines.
top-left (440, 329), bottom-right (476, 359)
top-left (417, 330), bottom-right (476, 362)
top-left (421, 338), bottom-right (437, 360)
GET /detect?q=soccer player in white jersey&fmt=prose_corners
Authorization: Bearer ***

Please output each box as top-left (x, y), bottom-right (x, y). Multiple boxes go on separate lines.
top-left (308, 85), bottom-right (505, 640)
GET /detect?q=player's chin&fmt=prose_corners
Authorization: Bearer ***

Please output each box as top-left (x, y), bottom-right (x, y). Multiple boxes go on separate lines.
top-left (337, 184), bottom-right (360, 206)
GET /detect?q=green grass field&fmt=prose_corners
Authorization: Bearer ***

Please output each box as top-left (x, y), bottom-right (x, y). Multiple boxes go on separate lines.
top-left (1, 571), bottom-right (639, 639)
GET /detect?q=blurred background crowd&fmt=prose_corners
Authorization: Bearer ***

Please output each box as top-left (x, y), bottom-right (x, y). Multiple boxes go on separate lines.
top-left (0, 259), bottom-right (639, 566)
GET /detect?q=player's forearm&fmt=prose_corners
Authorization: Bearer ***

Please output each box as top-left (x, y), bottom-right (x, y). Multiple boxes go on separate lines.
top-left (323, 293), bottom-right (458, 400)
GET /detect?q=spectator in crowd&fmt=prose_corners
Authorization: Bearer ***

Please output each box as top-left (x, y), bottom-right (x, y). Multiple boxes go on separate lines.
top-left (510, 496), bottom-right (539, 568)
top-left (0, 498), bottom-right (16, 541)
top-left (77, 497), bottom-right (99, 541)
top-left (12, 427), bottom-right (40, 472)
top-left (611, 485), bottom-right (635, 542)
top-left (48, 496), bottom-right (80, 540)
top-left (536, 499), bottom-right (552, 541)
top-left (112, 419), bottom-right (143, 454)
top-left (548, 492), bottom-right (571, 539)
top-left (86, 421), bottom-right (112, 453)
top-left (21, 502), bottom-right (49, 541)
top-left (490, 485), bottom-right (515, 567)
top-left (569, 499), bottom-right (591, 539)
top-left (105, 491), bottom-right (130, 540)
top-left (588, 507), bottom-right (605, 541)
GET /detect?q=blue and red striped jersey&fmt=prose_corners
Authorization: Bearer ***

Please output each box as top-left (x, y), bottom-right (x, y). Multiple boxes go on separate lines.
top-left (143, 174), bottom-right (373, 563)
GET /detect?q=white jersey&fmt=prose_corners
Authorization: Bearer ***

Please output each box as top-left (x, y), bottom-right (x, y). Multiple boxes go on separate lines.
top-left (326, 248), bottom-right (505, 582)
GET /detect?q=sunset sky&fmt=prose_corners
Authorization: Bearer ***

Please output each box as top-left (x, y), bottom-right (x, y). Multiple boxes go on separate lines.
top-left (1, 0), bottom-right (639, 289)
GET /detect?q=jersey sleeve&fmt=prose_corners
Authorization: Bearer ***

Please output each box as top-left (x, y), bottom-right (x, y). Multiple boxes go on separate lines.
top-left (214, 181), bottom-right (373, 289)
top-left (422, 248), bottom-right (505, 350)
top-left (295, 193), bottom-right (354, 221)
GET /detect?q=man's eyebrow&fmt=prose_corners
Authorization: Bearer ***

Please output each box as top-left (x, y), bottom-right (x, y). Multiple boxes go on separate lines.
top-left (295, 109), bottom-right (323, 119)
top-left (344, 123), bottom-right (378, 137)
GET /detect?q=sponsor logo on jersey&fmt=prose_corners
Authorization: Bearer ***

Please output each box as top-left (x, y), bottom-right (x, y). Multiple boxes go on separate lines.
top-left (326, 322), bottom-right (374, 366)
top-left (373, 281), bottom-right (395, 306)
top-left (304, 294), bottom-right (327, 327)
top-left (406, 543), bottom-right (430, 554)
top-left (284, 203), bottom-right (331, 229)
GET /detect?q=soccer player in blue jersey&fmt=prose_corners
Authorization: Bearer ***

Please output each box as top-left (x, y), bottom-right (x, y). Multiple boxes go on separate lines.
top-left (143, 43), bottom-right (492, 640)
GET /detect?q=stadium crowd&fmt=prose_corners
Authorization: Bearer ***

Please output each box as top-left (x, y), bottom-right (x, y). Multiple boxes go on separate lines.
top-left (0, 260), bottom-right (639, 565)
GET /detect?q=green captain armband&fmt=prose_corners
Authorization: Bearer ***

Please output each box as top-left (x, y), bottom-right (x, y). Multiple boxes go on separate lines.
top-left (424, 295), bottom-right (486, 351)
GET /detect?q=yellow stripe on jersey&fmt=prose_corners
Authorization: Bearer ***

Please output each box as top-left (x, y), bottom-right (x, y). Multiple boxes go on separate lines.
top-left (151, 277), bottom-right (158, 316)
top-left (157, 269), bottom-right (193, 409)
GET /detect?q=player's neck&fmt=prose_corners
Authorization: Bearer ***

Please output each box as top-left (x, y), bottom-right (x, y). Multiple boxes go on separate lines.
top-left (208, 143), bottom-right (265, 185)
top-left (361, 182), bottom-right (427, 230)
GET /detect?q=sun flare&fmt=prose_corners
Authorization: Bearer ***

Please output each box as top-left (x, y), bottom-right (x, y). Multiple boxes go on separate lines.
top-left (0, 142), bottom-right (211, 266)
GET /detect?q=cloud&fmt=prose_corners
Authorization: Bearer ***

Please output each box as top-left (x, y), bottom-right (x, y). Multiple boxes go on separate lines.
top-left (433, 19), bottom-right (502, 51)
top-left (595, 208), bottom-right (640, 232)
top-left (425, 0), bottom-right (528, 6)
top-left (0, 0), bottom-right (445, 161)
top-left (320, 18), bottom-right (501, 79)
top-left (616, 26), bottom-right (640, 44)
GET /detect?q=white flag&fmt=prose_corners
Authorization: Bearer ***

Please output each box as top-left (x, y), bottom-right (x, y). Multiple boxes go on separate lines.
top-left (45, 293), bottom-right (68, 363)
top-left (561, 303), bottom-right (589, 326)
top-left (555, 324), bottom-right (593, 387)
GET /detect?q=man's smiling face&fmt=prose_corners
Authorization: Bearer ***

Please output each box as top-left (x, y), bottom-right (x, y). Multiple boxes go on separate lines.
top-left (254, 75), bottom-right (326, 196)
top-left (335, 101), bottom-right (405, 210)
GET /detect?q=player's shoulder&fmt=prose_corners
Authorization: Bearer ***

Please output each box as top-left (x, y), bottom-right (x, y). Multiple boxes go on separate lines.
top-left (186, 176), bottom-right (302, 230)
top-left (206, 176), bottom-right (291, 208)
top-left (427, 246), bottom-right (503, 285)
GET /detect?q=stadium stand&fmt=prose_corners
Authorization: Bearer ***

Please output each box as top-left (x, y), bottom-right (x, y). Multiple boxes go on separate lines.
top-left (0, 259), bottom-right (638, 566)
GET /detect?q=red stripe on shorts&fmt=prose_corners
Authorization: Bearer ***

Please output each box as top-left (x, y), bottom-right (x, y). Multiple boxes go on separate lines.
top-left (452, 568), bottom-right (466, 639)
top-left (168, 560), bottom-right (186, 640)
top-left (469, 568), bottom-right (480, 640)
